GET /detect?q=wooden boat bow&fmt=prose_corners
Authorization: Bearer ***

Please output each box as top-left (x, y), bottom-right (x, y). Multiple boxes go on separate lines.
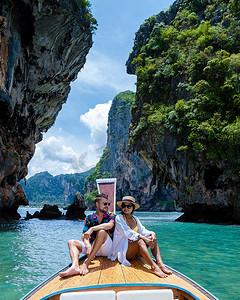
top-left (22, 256), bottom-right (218, 300)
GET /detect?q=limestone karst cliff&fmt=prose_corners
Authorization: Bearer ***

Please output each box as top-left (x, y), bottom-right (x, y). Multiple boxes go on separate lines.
top-left (84, 91), bottom-right (175, 211)
top-left (0, 0), bottom-right (93, 221)
top-left (21, 169), bottom-right (93, 207)
top-left (126, 0), bottom-right (240, 223)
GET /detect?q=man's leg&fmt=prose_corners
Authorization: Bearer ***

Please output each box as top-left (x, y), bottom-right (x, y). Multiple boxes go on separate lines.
top-left (150, 240), bottom-right (172, 275)
top-left (80, 230), bottom-right (108, 275)
top-left (59, 240), bottom-right (83, 277)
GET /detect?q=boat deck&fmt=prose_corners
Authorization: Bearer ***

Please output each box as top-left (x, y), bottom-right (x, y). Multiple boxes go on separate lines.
top-left (24, 257), bottom-right (216, 300)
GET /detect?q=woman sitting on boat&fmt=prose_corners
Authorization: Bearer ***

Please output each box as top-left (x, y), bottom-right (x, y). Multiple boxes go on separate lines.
top-left (109, 196), bottom-right (172, 278)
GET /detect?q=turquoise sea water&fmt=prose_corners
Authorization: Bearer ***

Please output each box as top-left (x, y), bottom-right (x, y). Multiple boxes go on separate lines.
top-left (0, 208), bottom-right (239, 300)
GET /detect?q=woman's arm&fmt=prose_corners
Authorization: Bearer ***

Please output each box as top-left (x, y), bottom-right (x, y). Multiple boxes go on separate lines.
top-left (135, 216), bottom-right (154, 237)
top-left (138, 234), bottom-right (155, 249)
top-left (134, 216), bottom-right (155, 248)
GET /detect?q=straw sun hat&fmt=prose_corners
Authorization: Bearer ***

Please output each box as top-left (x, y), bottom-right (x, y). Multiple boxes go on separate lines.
top-left (117, 196), bottom-right (140, 210)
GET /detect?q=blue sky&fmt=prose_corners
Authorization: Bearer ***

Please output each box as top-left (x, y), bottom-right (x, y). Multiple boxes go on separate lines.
top-left (28, 0), bottom-right (174, 177)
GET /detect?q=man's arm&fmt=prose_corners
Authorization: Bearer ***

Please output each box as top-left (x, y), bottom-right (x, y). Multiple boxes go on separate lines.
top-left (82, 233), bottom-right (92, 256)
top-left (83, 221), bottom-right (114, 240)
top-left (82, 215), bottom-right (93, 256)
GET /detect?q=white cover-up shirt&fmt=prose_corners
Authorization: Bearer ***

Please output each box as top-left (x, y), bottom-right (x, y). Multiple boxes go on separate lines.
top-left (108, 214), bottom-right (154, 266)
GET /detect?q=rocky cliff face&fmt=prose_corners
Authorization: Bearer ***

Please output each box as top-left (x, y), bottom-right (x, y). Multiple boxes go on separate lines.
top-left (21, 169), bottom-right (93, 207)
top-left (85, 91), bottom-right (175, 211)
top-left (0, 0), bottom-right (92, 221)
top-left (126, 0), bottom-right (240, 223)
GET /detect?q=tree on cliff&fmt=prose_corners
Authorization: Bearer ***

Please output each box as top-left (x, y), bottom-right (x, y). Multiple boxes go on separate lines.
top-left (127, 0), bottom-right (240, 223)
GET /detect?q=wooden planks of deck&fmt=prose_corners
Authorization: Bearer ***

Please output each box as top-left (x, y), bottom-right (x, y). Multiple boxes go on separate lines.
top-left (26, 257), bottom-right (215, 300)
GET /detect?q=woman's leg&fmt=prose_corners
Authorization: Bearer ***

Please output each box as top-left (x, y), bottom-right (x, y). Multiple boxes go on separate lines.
top-left (126, 241), bottom-right (141, 259)
top-left (150, 240), bottom-right (172, 275)
top-left (127, 240), bottom-right (167, 278)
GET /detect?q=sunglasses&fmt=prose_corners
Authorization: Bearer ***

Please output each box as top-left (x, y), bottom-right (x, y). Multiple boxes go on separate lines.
top-left (122, 204), bottom-right (133, 209)
top-left (103, 202), bottom-right (111, 206)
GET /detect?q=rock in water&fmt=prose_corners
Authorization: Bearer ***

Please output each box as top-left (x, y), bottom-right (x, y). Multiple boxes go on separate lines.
top-left (0, 0), bottom-right (93, 221)
top-left (25, 204), bottom-right (62, 219)
top-left (66, 193), bottom-right (87, 220)
top-left (38, 204), bottom-right (62, 219)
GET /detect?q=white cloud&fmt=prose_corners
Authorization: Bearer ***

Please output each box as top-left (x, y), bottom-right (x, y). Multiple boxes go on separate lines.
top-left (80, 100), bottom-right (112, 146)
top-left (27, 135), bottom-right (97, 178)
top-left (40, 136), bottom-right (75, 164)
top-left (27, 101), bottom-right (113, 178)
top-left (27, 50), bottom-right (133, 178)
top-left (74, 50), bottom-right (136, 93)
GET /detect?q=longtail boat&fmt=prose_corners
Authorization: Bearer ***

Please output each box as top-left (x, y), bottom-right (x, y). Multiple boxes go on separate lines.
top-left (21, 178), bottom-right (219, 300)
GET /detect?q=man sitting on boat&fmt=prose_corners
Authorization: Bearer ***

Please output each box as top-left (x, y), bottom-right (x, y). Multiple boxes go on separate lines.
top-left (109, 196), bottom-right (172, 278)
top-left (59, 193), bottom-right (116, 277)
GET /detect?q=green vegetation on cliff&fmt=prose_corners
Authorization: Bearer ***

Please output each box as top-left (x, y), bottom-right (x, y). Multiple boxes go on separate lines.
top-left (84, 147), bottom-right (111, 199)
top-left (77, 0), bottom-right (97, 32)
top-left (130, 0), bottom-right (240, 177)
top-left (108, 91), bottom-right (135, 123)
top-left (83, 147), bottom-right (111, 204)
top-left (21, 169), bottom-right (93, 207)
top-left (84, 147), bottom-right (111, 185)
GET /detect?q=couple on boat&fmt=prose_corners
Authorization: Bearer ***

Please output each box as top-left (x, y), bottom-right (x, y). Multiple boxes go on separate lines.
top-left (59, 193), bottom-right (172, 278)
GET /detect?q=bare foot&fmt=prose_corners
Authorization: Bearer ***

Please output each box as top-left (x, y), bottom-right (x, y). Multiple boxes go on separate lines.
top-left (152, 265), bottom-right (168, 278)
top-left (158, 264), bottom-right (172, 275)
top-left (79, 260), bottom-right (89, 276)
top-left (59, 266), bottom-right (80, 278)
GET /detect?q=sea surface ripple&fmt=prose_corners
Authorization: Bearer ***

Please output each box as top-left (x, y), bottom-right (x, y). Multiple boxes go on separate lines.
top-left (0, 208), bottom-right (239, 300)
